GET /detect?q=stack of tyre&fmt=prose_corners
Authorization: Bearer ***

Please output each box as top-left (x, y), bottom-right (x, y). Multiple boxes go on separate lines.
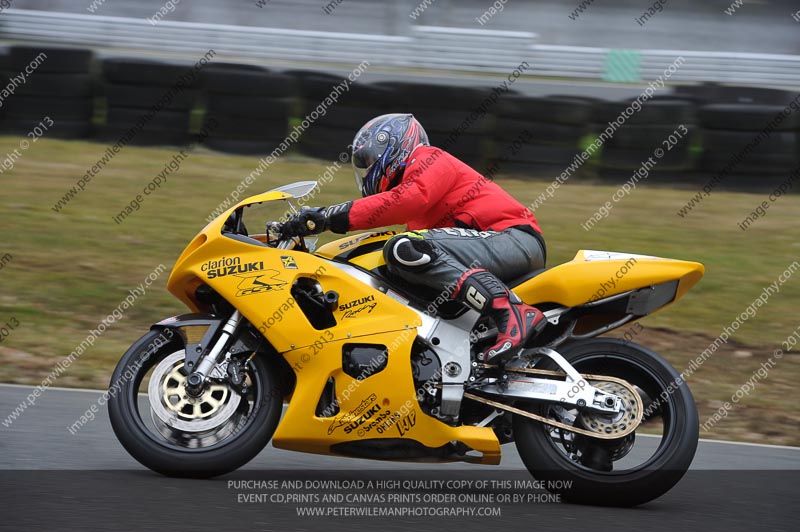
top-left (289, 70), bottom-right (391, 162)
top-left (0, 46), bottom-right (94, 139)
top-left (201, 64), bottom-right (293, 155)
top-left (101, 58), bottom-right (198, 146)
top-left (373, 81), bottom-right (493, 168)
top-left (593, 96), bottom-right (697, 180)
top-left (491, 94), bottom-right (595, 176)
top-left (697, 100), bottom-right (800, 179)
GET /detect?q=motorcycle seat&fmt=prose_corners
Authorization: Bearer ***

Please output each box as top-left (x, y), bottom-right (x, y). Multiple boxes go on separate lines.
top-left (508, 268), bottom-right (549, 288)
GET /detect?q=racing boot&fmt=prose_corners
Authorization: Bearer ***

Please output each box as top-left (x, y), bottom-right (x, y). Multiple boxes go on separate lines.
top-left (452, 269), bottom-right (546, 364)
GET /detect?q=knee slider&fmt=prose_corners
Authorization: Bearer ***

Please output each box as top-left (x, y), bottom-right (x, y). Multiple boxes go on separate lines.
top-left (384, 234), bottom-right (437, 271)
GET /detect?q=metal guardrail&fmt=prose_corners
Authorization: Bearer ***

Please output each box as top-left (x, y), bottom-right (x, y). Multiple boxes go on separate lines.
top-left (1, 9), bottom-right (799, 87)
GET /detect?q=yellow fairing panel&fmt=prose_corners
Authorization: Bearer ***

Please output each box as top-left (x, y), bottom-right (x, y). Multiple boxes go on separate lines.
top-left (315, 231), bottom-right (395, 270)
top-left (514, 250), bottom-right (704, 307)
top-left (272, 329), bottom-right (501, 463)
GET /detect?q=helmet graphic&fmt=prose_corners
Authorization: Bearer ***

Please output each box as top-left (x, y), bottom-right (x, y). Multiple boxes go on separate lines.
top-left (351, 113), bottom-right (429, 197)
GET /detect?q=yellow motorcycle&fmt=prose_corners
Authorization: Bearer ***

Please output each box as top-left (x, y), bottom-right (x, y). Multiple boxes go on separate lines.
top-left (109, 181), bottom-right (704, 506)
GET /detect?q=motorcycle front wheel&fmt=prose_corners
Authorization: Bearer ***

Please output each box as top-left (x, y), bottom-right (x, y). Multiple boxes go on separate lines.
top-left (513, 338), bottom-right (699, 506)
top-left (108, 329), bottom-right (283, 478)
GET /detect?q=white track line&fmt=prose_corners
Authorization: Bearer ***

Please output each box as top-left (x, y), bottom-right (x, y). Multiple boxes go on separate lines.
top-left (0, 382), bottom-right (109, 394)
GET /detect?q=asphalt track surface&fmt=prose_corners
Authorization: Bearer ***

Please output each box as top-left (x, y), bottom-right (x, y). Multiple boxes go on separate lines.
top-left (1, 384), bottom-right (798, 531)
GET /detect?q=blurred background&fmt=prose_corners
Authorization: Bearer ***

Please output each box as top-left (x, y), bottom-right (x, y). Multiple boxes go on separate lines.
top-left (0, 0), bottom-right (798, 446)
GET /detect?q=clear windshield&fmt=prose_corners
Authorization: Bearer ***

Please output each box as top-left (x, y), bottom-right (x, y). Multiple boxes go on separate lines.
top-left (268, 181), bottom-right (319, 199)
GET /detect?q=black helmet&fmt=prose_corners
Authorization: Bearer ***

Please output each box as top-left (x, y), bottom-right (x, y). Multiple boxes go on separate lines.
top-left (351, 113), bottom-right (429, 197)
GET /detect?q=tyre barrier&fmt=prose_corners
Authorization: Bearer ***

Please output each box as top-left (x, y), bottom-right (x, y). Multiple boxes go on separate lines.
top-left (675, 82), bottom-right (799, 106)
top-left (698, 104), bottom-right (800, 176)
top-left (100, 58), bottom-right (199, 147)
top-left (202, 63), bottom-right (293, 155)
top-left (289, 70), bottom-right (392, 162)
top-left (592, 96), bottom-right (697, 179)
top-left (0, 45), bottom-right (94, 139)
top-left (489, 94), bottom-right (595, 176)
top-left (0, 46), bottom-right (796, 188)
top-left (374, 81), bottom-right (494, 167)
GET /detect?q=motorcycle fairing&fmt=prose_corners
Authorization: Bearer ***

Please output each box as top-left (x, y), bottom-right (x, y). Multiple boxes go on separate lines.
top-left (317, 234), bottom-right (704, 312)
top-left (271, 328), bottom-right (501, 463)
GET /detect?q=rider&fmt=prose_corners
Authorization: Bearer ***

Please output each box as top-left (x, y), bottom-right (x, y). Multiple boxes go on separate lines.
top-left (283, 113), bottom-right (546, 363)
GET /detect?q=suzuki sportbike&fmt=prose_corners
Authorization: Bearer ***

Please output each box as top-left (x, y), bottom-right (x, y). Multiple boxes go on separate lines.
top-left (109, 181), bottom-right (704, 506)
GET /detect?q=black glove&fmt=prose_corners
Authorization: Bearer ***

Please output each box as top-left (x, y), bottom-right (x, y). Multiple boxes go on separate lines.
top-left (282, 207), bottom-right (328, 238)
top-left (282, 202), bottom-right (353, 238)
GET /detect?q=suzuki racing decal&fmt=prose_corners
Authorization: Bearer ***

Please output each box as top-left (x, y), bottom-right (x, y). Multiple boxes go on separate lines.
top-left (337, 231), bottom-right (396, 251)
top-left (235, 270), bottom-right (288, 296)
top-left (338, 295), bottom-right (377, 318)
top-left (280, 256), bottom-right (298, 269)
top-left (327, 393), bottom-right (377, 435)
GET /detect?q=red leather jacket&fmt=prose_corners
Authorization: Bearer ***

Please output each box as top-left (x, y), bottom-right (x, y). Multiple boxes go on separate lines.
top-left (348, 146), bottom-right (542, 234)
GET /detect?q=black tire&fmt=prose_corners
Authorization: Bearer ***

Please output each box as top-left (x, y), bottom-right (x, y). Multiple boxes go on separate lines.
top-left (288, 70), bottom-right (344, 100)
top-left (9, 46), bottom-right (93, 73)
top-left (700, 103), bottom-right (800, 131)
top-left (204, 67), bottom-right (292, 97)
top-left (499, 143), bottom-right (582, 165)
top-left (0, 71), bottom-right (92, 97)
top-left (599, 146), bottom-right (692, 169)
top-left (702, 129), bottom-right (797, 155)
top-left (108, 329), bottom-right (283, 478)
top-left (308, 104), bottom-right (388, 129)
top-left (203, 115), bottom-right (288, 140)
top-left (485, 158), bottom-right (573, 178)
top-left (301, 123), bottom-right (351, 147)
top-left (203, 137), bottom-right (286, 155)
top-left (295, 82), bottom-right (389, 110)
top-left (495, 118), bottom-right (588, 145)
top-left (107, 107), bottom-right (191, 131)
top-left (436, 132), bottom-right (487, 165)
top-left (206, 95), bottom-right (294, 119)
top-left (102, 58), bottom-right (200, 87)
top-left (297, 141), bottom-right (351, 161)
top-left (105, 83), bottom-right (196, 111)
top-left (699, 152), bottom-right (799, 175)
top-left (374, 81), bottom-right (490, 109)
top-left (2, 96), bottom-right (94, 121)
top-left (97, 125), bottom-right (189, 146)
top-left (298, 125), bottom-right (352, 160)
top-left (513, 338), bottom-right (699, 507)
top-left (1, 118), bottom-right (92, 139)
top-left (593, 98), bottom-right (695, 126)
top-left (402, 106), bottom-right (492, 134)
top-left (606, 124), bottom-right (696, 149)
top-left (497, 95), bottom-right (598, 125)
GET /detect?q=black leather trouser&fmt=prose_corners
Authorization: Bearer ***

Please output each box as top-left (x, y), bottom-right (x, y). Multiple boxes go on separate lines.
top-left (382, 227), bottom-right (546, 294)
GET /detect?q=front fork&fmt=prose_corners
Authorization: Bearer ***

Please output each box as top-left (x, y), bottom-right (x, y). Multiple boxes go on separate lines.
top-left (185, 310), bottom-right (243, 395)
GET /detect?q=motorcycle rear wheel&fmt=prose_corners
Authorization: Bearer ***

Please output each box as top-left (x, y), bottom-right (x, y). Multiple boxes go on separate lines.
top-left (513, 338), bottom-right (698, 506)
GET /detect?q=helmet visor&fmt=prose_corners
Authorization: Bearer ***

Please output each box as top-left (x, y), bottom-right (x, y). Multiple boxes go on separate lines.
top-left (353, 159), bottom-right (379, 197)
top-left (352, 143), bottom-right (378, 197)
